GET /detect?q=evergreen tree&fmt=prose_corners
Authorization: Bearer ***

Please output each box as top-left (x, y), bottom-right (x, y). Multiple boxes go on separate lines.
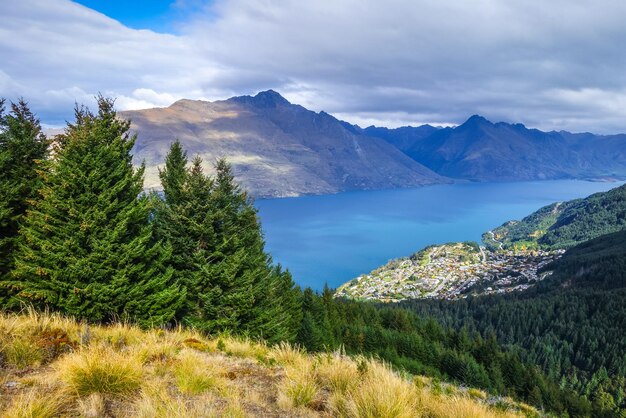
top-left (158, 139), bottom-right (187, 206)
top-left (3, 97), bottom-right (185, 326)
top-left (156, 144), bottom-right (300, 341)
top-left (0, 99), bottom-right (48, 303)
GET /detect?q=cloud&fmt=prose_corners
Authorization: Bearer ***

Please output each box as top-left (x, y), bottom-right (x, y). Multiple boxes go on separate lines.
top-left (2, 0), bottom-right (626, 133)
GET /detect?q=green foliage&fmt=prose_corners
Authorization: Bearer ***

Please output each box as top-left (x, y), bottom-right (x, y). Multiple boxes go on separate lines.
top-left (298, 286), bottom-right (592, 416)
top-left (0, 98), bottom-right (48, 303)
top-left (406, 230), bottom-right (626, 416)
top-left (3, 97), bottom-right (185, 326)
top-left (154, 144), bottom-right (301, 343)
top-left (484, 184), bottom-right (626, 250)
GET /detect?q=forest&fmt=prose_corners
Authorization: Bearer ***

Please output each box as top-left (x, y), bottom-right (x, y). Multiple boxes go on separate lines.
top-left (0, 97), bottom-right (621, 417)
top-left (406, 229), bottom-right (626, 416)
top-left (483, 185), bottom-right (626, 250)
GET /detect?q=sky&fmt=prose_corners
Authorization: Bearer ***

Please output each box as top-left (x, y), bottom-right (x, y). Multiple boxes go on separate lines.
top-left (2, 0), bottom-right (626, 133)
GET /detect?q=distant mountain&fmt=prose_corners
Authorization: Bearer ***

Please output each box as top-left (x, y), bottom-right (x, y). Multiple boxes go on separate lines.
top-left (362, 125), bottom-right (439, 153)
top-left (483, 183), bottom-right (626, 250)
top-left (120, 90), bottom-right (447, 197)
top-left (371, 115), bottom-right (626, 181)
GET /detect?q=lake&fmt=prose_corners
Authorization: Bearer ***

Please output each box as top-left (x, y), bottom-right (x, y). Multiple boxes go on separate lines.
top-left (255, 180), bottom-right (624, 290)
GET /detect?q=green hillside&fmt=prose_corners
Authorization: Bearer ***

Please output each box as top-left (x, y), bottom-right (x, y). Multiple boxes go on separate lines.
top-left (483, 183), bottom-right (626, 250)
top-left (407, 229), bottom-right (626, 416)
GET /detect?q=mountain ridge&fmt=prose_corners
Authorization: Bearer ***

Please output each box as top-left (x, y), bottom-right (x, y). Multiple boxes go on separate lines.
top-left (120, 91), bottom-right (449, 198)
top-left (372, 114), bottom-right (626, 181)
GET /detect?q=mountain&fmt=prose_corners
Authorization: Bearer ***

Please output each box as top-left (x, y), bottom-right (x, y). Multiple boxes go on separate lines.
top-left (373, 115), bottom-right (626, 181)
top-left (483, 183), bottom-right (626, 250)
top-left (362, 124), bottom-right (439, 152)
top-left (120, 90), bottom-right (447, 197)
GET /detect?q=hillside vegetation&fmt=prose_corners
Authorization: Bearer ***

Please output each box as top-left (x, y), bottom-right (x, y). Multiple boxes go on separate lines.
top-left (407, 229), bottom-right (626, 416)
top-left (483, 183), bottom-right (626, 250)
top-left (0, 310), bottom-right (536, 418)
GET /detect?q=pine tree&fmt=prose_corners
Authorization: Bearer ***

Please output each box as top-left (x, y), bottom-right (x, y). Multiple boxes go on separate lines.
top-left (4, 97), bottom-right (185, 326)
top-left (0, 99), bottom-right (48, 303)
top-left (158, 139), bottom-right (187, 206)
top-left (156, 145), bottom-right (300, 340)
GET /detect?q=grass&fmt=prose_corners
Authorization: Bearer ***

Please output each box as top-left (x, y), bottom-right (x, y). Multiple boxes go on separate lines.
top-left (1, 388), bottom-right (65, 418)
top-left (343, 360), bottom-right (419, 418)
top-left (2, 339), bottom-right (44, 369)
top-left (0, 311), bottom-right (537, 417)
top-left (173, 349), bottom-right (227, 395)
top-left (55, 344), bottom-right (143, 396)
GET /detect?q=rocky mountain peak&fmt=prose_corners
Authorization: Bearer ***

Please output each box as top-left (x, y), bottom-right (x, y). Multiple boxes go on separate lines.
top-left (229, 89), bottom-right (291, 108)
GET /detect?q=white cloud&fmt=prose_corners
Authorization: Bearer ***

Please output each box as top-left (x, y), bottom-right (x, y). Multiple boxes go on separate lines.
top-left (2, 0), bottom-right (626, 133)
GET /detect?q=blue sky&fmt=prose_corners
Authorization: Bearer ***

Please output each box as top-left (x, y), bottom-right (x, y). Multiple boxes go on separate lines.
top-left (2, 0), bottom-right (626, 133)
top-left (72, 0), bottom-right (209, 33)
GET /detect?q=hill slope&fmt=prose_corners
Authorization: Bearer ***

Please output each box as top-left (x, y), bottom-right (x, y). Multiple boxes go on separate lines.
top-left (406, 229), bottom-right (626, 415)
top-left (121, 91), bottom-right (447, 197)
top-left (483, 183), bottom-right (626, 250)
top-left (0, 311), bottom-right (534, 418)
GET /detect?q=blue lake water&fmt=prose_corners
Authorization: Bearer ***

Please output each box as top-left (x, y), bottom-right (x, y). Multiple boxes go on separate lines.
top-left (255, 180), bottom-right (624, 290)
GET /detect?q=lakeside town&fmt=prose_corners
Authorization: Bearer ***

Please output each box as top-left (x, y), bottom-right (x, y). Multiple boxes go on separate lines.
top-left (335, 242), bottom-right (565, 302)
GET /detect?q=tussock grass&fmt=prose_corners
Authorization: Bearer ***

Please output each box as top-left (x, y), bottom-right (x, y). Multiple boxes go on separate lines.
top-left (313, 352), bottom-right (359, 394)
top-left (1, 388), bottom-right (65, 418)
top-left (92, 322), bottom-right (144, 348)
top-left (0, 311), bottom-right (535, 418)
top-left (270, 341), bottom-right (304, 365)
top-left (277, 350), bottom-right (321, 410)
top-left (218, 335), bottom-right (269, 361)
top-left (173, 349), bottom-right (228, 395)
top-left (343, 360), bottom-right (420, 418)
top-left (421, 392), bottom-right (520, 418)
top-left (2, 339), bottom-right (44, 368)
top-left (468, 387), bottom-right (489, 400)
top-left (75, 393), bottom-right (106, 418)
top-left (129, 380), bottom-right (219, 418)
top-left (56, 344), bottom-right (142, 396)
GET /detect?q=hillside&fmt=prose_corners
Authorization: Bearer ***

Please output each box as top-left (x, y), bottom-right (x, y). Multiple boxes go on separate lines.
top-left (406, 229), bottom-right (626, 415)
top-left (120, 91), bottom-right (447, 197)
top-left (483, 183), bottom-right (626, 250)
top-left (0, 311), bottom-right (537, 418)
top-left (374, 115), bottom-right (626, 181)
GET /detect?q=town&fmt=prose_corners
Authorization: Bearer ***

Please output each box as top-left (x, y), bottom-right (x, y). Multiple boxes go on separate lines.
top-left (335, 242), bottom-right (565, 302)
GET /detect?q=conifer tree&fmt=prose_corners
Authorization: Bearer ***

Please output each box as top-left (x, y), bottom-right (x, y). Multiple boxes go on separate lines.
top-left (156, 143), bottom-right (300, 341)
top-left (158, 139), bottom-right (187, 206)
top-left (0, 99), bottom-right (48, 304)
top-left (4, 97), bottom-right (185, 325)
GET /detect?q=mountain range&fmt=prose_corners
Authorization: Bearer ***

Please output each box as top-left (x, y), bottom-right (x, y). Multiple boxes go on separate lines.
top-left (120, 91), bottom-right (446, 197)
top-left (383, 115), bottom-right (626, 181)
top-left (120, 90), bottom-right (626, 197)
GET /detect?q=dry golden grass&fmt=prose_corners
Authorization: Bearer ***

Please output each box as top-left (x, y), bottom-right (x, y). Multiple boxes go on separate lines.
top-left (173, 349), bottom-right (228, 395)
top-left (0, 311), bottom-right (536, 418)
top-left (55, 343), bottom-right (143, 396)
top-left (1, 387), bottom-right (66, 418)
top-left (313, 352), bottom-right (359, 394)
top-left (342, 360), bottom-right (420, 418)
